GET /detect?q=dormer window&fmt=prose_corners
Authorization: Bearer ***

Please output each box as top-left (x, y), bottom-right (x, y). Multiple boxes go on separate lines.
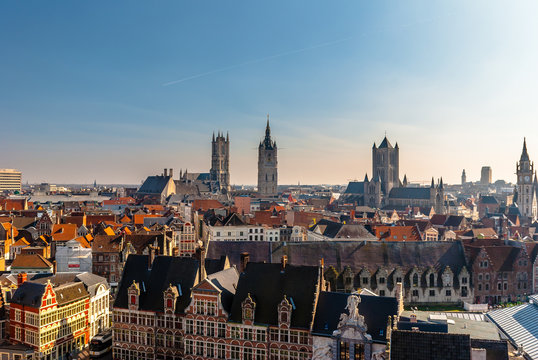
top-left (241, 293), bottom-right (256, 325)
top-left (128, 281), bottom-right (140, 311)
top-left (278, 296), bottom-right (292, 328)
top-left (163, 284), bottom-right (179, 314)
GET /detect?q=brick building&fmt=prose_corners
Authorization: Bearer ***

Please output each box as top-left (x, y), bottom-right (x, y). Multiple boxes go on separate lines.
top-left (10, 275), bottom-right (90, 359)
top-left (466, 244), bottom-right (532, 304)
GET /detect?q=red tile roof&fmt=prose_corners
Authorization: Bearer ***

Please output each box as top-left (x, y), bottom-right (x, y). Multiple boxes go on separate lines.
top-left (51, 224), bottom-right (78, 241)
top-left (11, 254), bottom-right (53, 269)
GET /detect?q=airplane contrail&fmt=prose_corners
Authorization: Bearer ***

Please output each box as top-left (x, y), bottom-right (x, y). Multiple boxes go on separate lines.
top-left (162, 36), bottom-right (353, 86)
top-left (162, 12), bottom-right (454, 87)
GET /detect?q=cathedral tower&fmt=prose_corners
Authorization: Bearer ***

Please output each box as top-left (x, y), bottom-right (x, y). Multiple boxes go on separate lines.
top-left (210, 131), bottom-right (230, 192)
top-left (372, 136), bottom-right (399, 196)
top-left (257, 116), bottom-right (278, 197)
top-left (516, 138), bottom-right (537, 219)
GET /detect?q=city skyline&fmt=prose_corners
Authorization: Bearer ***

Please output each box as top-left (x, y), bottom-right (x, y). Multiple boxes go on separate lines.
top-left (2, 1), bottom-right (538, 184)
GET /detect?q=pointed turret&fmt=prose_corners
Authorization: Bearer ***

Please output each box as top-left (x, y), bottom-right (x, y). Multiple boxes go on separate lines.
top-left (395, 142), bottom-right (399, 149)
top-left (372, 142), bottom-right (377, 149)
top-left (439, 177), bottom-right (444, 189)
top-left (521, 137), bottom-right (530, 162)
top-left (403, 174), bottom-right (408, 187)
top-left (212, 131), bottom-right (215, 142)
top-left (378, 136), bottom-right (393, 149)
top-left (364, 173), bottom-right (369, 182)
top-left (226, 131), bottom-right (229, 142)
top-left (431, 177), bottom-right (435, 188)
top-left (265, 114), bottom-right (271, 138)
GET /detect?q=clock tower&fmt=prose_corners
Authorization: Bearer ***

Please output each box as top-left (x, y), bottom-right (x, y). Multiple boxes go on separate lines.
top-left (516, 138), bottom-right (537, 219)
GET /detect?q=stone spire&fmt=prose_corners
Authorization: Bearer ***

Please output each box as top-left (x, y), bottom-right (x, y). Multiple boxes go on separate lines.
top-left (265, 114), bottom-right (271, 139)
top-left (521, 137), bottom-right (530, 162)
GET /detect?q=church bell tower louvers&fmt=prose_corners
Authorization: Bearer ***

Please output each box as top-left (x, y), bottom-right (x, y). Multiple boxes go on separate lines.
top-left (257, 115), bottom-right (278, 197)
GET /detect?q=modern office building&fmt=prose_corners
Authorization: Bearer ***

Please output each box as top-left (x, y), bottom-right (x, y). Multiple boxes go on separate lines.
top-left (0, 169), bottom-right (22, 192)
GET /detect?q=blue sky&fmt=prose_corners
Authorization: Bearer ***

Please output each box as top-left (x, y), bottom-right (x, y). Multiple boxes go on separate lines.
top-left (1, 1), bottom-right (538, 185)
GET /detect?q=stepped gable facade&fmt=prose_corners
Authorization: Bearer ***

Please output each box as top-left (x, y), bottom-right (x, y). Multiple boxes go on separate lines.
top-left (207, 240), bottom-right (472, 304)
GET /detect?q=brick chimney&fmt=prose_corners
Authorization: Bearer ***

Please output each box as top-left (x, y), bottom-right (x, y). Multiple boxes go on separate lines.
top-left (17, 272), bottom-right (27, 286)
top-left (281, 255), bottom-right (288, 271)
top-left (240, 252), bottom-right (250, 273)
top-left (163, 168), bottom-right (168, 177)
top-left (319, 258), bottom-right (326, 291)
top-left (169, 168), bottom-right (174, 178)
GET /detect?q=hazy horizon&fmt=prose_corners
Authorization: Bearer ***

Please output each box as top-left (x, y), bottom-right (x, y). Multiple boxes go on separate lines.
top-left (2, 1), bottom-right (538, 185)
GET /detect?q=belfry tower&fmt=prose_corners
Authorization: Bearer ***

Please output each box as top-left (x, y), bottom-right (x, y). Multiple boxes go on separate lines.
top-left (210, 131), bottom-right (230, 192)
top-left (257, 116), bottom-right (278, 197)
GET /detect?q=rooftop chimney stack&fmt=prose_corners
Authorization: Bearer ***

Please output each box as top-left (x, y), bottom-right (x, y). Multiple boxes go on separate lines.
top-left (195, 246), bottom-right (207, 283)
top-left (169, 168), bottom-right (174, 178)
top-left (240, 252), bottom-right (250, 273)
top-left (17, 272), bottom-right (27, 286)
top-left (164, 168), bottom-right (168, 177)
top-left (281, 255), bottom-right (288, 271)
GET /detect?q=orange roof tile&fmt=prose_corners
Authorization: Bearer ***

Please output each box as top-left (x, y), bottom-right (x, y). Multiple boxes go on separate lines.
top-left (11, 254), bottom-right (53, 269)
top-left (74, 236), bottom-right (91, 248)
top-left (192, 199), bottom-right (225, 212)
top-left (373, 225), bottom-right (422, 241)
top-left (51, 224), bottom-right (78, 241)
top-left (13, 238), bottom-right (30, 247)
top-left (103, 227), bottom-right (116, 236)
top-left (133, 214), bottom-right (161, 225)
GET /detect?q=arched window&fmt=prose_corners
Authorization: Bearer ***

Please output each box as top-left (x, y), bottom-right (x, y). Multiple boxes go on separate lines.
top-left (413, 273), bottom-right (419, 286)
top-left (429, 273), bottom-right (435, 287)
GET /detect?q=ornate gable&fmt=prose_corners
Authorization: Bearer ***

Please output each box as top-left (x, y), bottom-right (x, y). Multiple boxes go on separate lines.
top-left (128, 280), bottom-right (140, 311)
top-left (241, 293), bottom-right (256, 325)
top-left (277, 295), bottom-right (292, 328)
top-left (163, 284), bottom-right (179, 314)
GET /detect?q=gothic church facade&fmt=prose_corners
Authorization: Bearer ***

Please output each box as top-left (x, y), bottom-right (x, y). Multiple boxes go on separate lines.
top-left (344, 136), bottom-right (444, 212)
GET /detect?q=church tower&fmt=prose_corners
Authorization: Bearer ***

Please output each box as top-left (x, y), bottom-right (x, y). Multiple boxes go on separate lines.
top-left (372, 136), bottom-right (399, 196)
top-left (257, 116), bottom-right (278, 197)
top-left (461, 169), bottom-right (467, 185)
top-left (210, 131), bottom-right (230, 192)
top-left (516, 138), bottom-right (537, 219)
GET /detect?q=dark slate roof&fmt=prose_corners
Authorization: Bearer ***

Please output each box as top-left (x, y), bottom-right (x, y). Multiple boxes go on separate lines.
top-left (444, 215), bottom-right (465, 228)
top-left (312, 292), bottom-right (397, 343)
top-left (229, 262), bottom-right (319, 329)
top-left (389, 187), bottom-right (432, 200)
top-left (196, 173), bottom-right (211, 181)
top-left (207, 241), bottom-right (468, 282)
top-left (205, 255), bottom-right (229, 276)
top-left (390, 330), bottom-right (471, 360)
top-left (55, 283), bottom-right (89, 306)
top-left (207, 267), bottom-right (239, 313)
top-left (207, 241), bottom-right (272, 268)
top-left (114, 255), bottom-right (200, 314)
top-left (345, 182), bottom-right (365, 194)
top-left (11, 282), bottom-right (46, 307)
top-left (137, 176), bottom-right (172, 195)
top-left (378, 136), bottom-right (393, 149)
top-left (480, 196), bottom-right (499, 205)
top-left (271, 241), bottom-right (467, 277)
top-left (30, 272), bottom-right (108, 297)
top-left (309, 219), bottom-right (377, 240)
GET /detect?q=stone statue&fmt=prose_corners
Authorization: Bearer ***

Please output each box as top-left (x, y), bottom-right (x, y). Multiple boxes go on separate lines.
top-left (338, 294), bottom-right (366, 330)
